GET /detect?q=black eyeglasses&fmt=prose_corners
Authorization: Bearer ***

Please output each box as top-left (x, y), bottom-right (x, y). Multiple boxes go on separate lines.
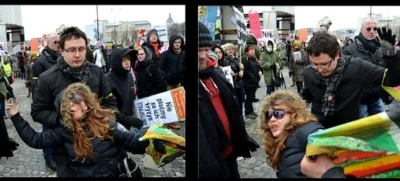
top-left (310, 58), bottom-right (334, 69)
top-left (366, 27), bottom-right (377, 32)
top-left (265, 109), bottom-right (290, 120)
top-left (54, 41), bottom-right (60, 44)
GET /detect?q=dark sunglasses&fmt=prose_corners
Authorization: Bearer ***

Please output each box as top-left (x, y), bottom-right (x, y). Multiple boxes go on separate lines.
top-left (265, 109), bottom-right (290, 120)
top-left (366, 27), bottom-right (377, 32)
top-left (54, 41), bottom-right (60, 44)
top-left (69, 94), bottom-right (84, 104)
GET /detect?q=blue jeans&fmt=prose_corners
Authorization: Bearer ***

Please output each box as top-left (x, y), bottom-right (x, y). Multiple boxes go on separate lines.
top-left (42, 125), bottom-right (53, 163)
top-left (20, 72), bottom-right (25, 80)
top-left (359, 98), bottom-right (385, 118)
top-left (266, 85), bottom-right (275, 95)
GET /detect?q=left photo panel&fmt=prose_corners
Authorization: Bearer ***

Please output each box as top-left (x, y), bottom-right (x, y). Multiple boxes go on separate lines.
top-left (0, 5), bottom-right (186, 177)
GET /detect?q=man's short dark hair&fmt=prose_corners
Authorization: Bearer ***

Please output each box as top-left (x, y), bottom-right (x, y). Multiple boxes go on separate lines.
top-left (307, 31), bottom-right (340, 58)
top-left (59, 26), bottom-right (88, 50)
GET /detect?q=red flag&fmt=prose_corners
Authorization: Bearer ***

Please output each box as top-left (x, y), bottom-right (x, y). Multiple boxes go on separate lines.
top-left (248, 10), bottom-right (262, 39)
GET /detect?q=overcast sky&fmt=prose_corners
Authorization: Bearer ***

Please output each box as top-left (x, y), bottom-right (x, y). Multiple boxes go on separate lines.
top-left (21, 5), bottom-right (185, 39)
top-left (243, 6), bottom-right (400, 30)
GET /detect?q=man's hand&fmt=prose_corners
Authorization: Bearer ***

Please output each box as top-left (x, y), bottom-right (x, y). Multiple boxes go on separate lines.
top-left (248, 136), bottom-right (260, 152)
top-left (300, 154), bottom-right (336, 178)
top-left (239, 70), bottom-right (244, 78)
top-left (378, 27), bottom-right (397, 57)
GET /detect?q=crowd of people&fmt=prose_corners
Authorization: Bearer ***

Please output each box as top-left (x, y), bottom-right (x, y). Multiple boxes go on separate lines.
top-left (0, 25), bottom-right (186, 177)
top-left (199, 16), bottom-right (400, 178)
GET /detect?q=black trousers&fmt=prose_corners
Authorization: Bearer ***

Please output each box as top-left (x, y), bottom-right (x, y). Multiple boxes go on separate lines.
top-left (225, 152), bottom-right (240, 178)
top-left (296, 81), bottom-right (303, 94)
top-left (52, 149), bottom-right (75, 177)
top-left (244, 87), bottom-right (257, 115)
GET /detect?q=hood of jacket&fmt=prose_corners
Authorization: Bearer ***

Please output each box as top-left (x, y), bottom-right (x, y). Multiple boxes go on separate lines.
top-left (246, 34), bottom-right (258, 45)
top-left (168, 35), bottom-right (185, 52)
top-left (110, 48), bottom-right (137, 76)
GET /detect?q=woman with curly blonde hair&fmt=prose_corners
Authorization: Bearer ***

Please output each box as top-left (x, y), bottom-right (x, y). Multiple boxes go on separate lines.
top-left (6, 82), bottom-right (150, 177)
top-left (257, 90), bottom-right (323, 178)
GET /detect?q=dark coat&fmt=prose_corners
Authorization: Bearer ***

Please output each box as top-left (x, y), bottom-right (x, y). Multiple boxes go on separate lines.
top-left (105, 49), bottom-right (136, 128)
top-left (277, 122), bottom-right (324, 178)
top-left (342, 35), bottom-right (386, 104)
top-left (159, 35), bottom-right (185, 86)
top-left (199, 66), bottom-right (252, 178)
top-left (10, 112), bottom-right (148, 177)
top-left (301, 55), bottom-right (400, 128)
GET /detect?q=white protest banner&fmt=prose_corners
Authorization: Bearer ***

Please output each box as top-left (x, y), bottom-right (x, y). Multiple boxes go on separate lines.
top-left (134, 87), bottom-right (185, 128)
top-left (0, 42), bottom-right (7, 55)
top-left (221, 66), bottom-right (234, 87)
top-left (233, 6), bottom-right (247, 45)
top-left (154, 25), bottom-right (169, 42)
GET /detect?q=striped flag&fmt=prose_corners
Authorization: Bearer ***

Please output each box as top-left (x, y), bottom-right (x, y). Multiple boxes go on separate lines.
top-left (306, 110), bottom-right (400, 178)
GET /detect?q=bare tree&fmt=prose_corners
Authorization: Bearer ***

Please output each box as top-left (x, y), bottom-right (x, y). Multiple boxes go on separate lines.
top-left (168, 23), bottom-right (185, 37)
top-left (111, 29), bottom-right (118, 44)
top-left (131, 29), bottom-right (140, 46)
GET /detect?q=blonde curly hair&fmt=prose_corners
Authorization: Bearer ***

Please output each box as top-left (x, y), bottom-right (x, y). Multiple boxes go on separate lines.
top-left (60, 83), bottom-right (115, 161)
top-left (256, 90), bottom-right (318, 170)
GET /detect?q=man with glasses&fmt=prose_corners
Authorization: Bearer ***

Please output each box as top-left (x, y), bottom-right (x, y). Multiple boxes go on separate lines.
top-left (343, 17), bottom-right (389, 118)
top-left (30, 32), bottom-right (60, 170)
top-left (301, 29), bottom-right (400, 129)
top-left (31, 26), bottom-right (118, 177)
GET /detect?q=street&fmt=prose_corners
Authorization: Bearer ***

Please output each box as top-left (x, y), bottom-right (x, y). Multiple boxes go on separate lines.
top-left (0, 78), bottom-right (185, 177)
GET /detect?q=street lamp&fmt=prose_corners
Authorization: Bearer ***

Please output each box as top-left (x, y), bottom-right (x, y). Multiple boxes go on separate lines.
top-left (96, 5), bottom-right (100, 42)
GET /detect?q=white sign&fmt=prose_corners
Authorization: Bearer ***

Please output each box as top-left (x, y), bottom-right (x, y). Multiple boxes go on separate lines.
top-left (154, 26), bottom-right (169, 42)
top-left (293, 51), bottom-right (302, 62)
top-left (0, 42), bottom-right (7, 55)
top-left (233, 7), bottom-right (247, 45)
top-left (134, 87), bottom-right (185, 128)
top-left (13, 44), bottom-right (21, 54)
top-left (221, 66), bottom-right (234, 87)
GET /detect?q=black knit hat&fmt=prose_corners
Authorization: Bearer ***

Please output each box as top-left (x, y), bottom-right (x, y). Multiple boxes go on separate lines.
top-left (199, 22), bottom-right (213, 48)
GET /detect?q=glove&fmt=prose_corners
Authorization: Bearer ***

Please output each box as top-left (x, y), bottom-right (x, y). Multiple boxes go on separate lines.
top-left (115, 112), bottom-right (144, 129)
top-left (239, 63), bottom-right (244, 70)
top-left (153, 139), bottom-right (166, 154)
top-left (239, 70), bottom-right (244, 78)
top-left (248, 136), bottom-right (260, 152)
top-left (8, 138), bottom-right (19, 151)
top-left (377, 27), bottom-right (397, 57)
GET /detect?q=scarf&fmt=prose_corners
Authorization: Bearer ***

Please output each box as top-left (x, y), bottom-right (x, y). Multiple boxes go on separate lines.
top-left (199, 66), bottom-right (251, 158)
top-left (355, 33), bottom-right (381, 54)
top-left (150, 42), bottom-right (160, 58)
top-left (58, 59), bottom-right (91, 84)
top-left (320, 58), bottom-right (347, 116)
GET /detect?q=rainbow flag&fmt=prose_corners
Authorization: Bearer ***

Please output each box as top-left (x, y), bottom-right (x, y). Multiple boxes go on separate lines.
top-left (306, 110), bottom-right (400, 178)
top-left (139, 123), bottom-right (185, 168)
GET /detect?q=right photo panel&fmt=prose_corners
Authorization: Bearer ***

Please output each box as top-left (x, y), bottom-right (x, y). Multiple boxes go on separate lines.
top-left (198, 5), bottom-right (400, 179)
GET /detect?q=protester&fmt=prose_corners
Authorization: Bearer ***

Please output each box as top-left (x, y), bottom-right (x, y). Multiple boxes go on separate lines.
top-left (25, 53), bottom-right (37, 97)
top-left (7, 83), bottom-right (150, 177)
top-left (257, 90), bottom-right (323, 178)
top-left (159, 35), bottom-right (185, 90)
top-left (290, 40), bottom-right (308, 93)
top-left (105, 48), bottom-right (143, 130)
top-left (30, 26), bottom-right (121, 177)
top-left (198, 21), bottom-right (259, 178)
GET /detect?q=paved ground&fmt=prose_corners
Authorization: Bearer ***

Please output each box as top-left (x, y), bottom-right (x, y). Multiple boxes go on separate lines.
top-left (0, 78), bottom-right (185, 177)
